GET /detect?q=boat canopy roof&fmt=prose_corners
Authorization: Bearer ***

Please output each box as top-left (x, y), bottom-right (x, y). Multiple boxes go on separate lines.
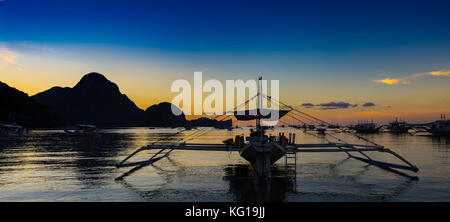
top-left (76, 124), bottom-right (97, 129)
top-left (233, 109), bottom-right (290, 121)
top-left (0, 124), bottom-right (23, 129)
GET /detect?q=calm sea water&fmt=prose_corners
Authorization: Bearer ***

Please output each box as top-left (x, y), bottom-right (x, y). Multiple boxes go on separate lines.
top-left (0, 127), bottom-right (449, 202)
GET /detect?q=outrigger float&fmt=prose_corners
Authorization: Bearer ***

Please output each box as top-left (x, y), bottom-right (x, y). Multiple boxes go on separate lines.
top-left (116, 77), bottom-right (418, 180)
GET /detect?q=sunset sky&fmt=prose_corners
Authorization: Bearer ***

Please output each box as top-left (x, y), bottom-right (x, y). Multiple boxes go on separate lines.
top-left (1, 0), bottom-right (450, 124)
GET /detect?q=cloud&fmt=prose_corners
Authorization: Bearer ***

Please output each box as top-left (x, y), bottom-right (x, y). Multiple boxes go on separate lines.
top-left (373, 69), bottom-right (450, 85)
top-left (0, 49), bottom-right (19, 64)
top-left (429, 70), bottom-right (450, 76)
top-left (373, 78), bottom-right (408, 85)
top-left (362, 102), bottom-right (376, 107)
top-left (301, 101), bottom-right (387, 110)
top-left (317, 101), bottom-right (357, 110)
top-left (301, 103), bottom-right (315, 108)
top-left (16, 41), bottom-right (56, 53)
top-left (301, 101), bottom-right (359, 110)
top-left (0, 45), bottom-right (24, 71)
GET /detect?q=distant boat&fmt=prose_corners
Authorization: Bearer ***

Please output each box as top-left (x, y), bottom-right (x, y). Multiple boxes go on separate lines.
top-left (428, 115), bottom-right (450, 135)
top-left (64, 124), bottom-right (98, 136)
top-left (316, 126), bottom-right (326, 134)
top-left (0, 123), bottom-right (28, 137)
top-left (184, 125), bottom-right (197, 130)
top-left (214, 124), bottom-right (232, 130)
top-left (353, 121), bottom-right (381, 133)
top-left (327, 124), bottom-right (340, 129)
top-left (387, 118), bottom-right (410, 133)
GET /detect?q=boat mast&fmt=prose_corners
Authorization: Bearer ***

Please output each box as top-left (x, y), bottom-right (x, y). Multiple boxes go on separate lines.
top-left (257, 76), bottom-right (262, 131)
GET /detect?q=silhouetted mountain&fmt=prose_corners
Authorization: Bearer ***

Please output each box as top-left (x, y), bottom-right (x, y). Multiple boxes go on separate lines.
top-left (33, 86), bottom-right (71, 106)
top-left (144, 102), bottom-right (187, 127)
top-left (33, 72), bottom-right (145, 127)
top-left (188, 117), bottom-right (232, 127)
top-left (0, 81), bottom-right (64, 128)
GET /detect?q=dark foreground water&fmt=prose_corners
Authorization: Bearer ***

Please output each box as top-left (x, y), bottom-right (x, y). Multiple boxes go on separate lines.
top-left (0, 127), bottom-right (449, 202)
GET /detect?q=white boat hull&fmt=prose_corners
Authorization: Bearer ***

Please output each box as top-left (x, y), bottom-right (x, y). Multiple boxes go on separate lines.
top-left (64, 130), bottom-right (97, 136)
top-left (239, 143), bottom-right (285, 179)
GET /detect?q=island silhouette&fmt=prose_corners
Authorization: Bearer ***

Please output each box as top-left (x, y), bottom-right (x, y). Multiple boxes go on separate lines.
top-left (1, 72), bottom-right (231, 129)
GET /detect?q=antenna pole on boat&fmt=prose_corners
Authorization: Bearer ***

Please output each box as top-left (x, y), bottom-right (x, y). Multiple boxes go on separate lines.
top-left (257, 76), bottom-right (262, 132)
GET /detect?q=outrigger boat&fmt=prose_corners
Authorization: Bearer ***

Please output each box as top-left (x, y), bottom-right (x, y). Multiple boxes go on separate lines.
top-left (0, 123), bottom-right (28, 137)
top-left (351, 121), bottom-right (382, 133)
top-left (64, 124), bottom-right (98, 136)
top-left (429, 121), bottom-right (450, 135)
top-left (387, 118), bottom-right (410, 133)
top-left (410, 114), bottom-right (450, 136)
top-left (116, 77), bottom-right (419, 181)
top-left (316, 125), bottom-right (327, 134)
top-left (428, 114), bottom-right (450, 136)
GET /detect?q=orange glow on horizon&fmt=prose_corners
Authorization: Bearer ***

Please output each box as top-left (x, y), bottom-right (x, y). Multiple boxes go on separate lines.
top-left (1, 44), bottom-right (449, 125)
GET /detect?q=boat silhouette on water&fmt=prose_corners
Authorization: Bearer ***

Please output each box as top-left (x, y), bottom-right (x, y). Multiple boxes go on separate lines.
top-left (411, 114), bottom-right (450, 136)
top-left (352, 121), bottom-right (382, 133)
top-left (429, 114), bottom-right (450, 135)
top-left (0, 123), bottom-right (28, 137)
top-left (387, 118), bottom-right (411, 133)
top-left (116, 77), bottom-right (419, 181)
top-left (64, 124), bottom-right (98, 136)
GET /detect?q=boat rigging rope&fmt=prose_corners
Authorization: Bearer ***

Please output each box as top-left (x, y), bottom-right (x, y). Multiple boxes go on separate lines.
top-left (177, 94), bottom-right (259, 143)
top-left (277, 118), bottom-right (374, 159)
top-left (262, 94), bottom-right (382, 147)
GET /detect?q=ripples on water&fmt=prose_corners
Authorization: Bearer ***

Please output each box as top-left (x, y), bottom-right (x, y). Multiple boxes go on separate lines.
top-left (0, 127), bottom-right (449, 201)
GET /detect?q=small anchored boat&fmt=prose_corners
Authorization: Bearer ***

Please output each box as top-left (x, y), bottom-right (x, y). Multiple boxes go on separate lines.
top-left (64, 124), bottom-right (98, 136)
top-left (429, 114), bottom-right (450, 135)
top-left (410, 114), bottom-right (450, 136)
top-left (352, 121), bottom-right (382, 133)
top-left (0, 123), bottom-right (28, 137)
top-left (316, 125), bottom-right (327, 134)
top-left (387, 118), bottom-right (411, 133)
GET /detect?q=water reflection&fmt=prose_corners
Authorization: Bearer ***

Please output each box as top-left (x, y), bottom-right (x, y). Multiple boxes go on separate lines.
top-left (223, 164), bottom-right (297, 202)
top-left (0, 128), bottom-right (450, 201)
top-left (430, 135), bottom-right (450, 145)
top-left (68, 131), bottom-right (184, 189)
top-left (65, 134), bottom-right (126, 189)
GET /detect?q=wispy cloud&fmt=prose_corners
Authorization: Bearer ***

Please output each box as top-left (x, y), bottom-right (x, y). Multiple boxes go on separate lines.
top-left (317, 101), bottom-right (357, 110)
top-left (362, 102), bottom-right (376, 107)
top-left (301, 101), bottom-right (380, 110)
top-left (0, 48), bottom-right (19, 65)
top-left (373, 78), bottom-right (407, 85)
top-left (16, 41), bottom-right (56, 53)
top-left (301, 103), bottom-right (315, 108)
top-left (429, 70), bottom-right (450, 76)
top-left (373, 69), bottom-right (450, 85)
top-left (301, 101), bottom-right (358, 110)
top-left (0, 45), bottom-right (25, 71)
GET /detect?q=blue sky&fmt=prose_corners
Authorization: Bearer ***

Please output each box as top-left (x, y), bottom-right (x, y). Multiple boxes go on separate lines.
top-left (1, 0), bottom-right (450, 123)
top-left (2, 0), bottom-right (450, 51)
